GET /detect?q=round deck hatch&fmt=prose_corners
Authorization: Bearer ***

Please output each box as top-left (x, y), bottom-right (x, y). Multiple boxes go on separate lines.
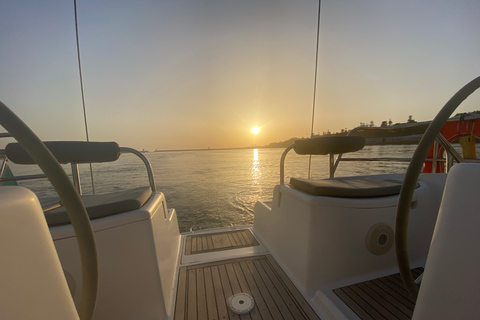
top-left (229, 293), bottom-right (255, 314)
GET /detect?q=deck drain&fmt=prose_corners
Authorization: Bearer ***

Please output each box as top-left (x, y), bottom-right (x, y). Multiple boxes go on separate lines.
top-left (228, 293), bottom-right (255, 314)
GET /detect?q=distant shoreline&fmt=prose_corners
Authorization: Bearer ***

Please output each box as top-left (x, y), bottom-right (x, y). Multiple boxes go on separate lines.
top-left (149, 138), bottom-right (419, 153)
top-left (152, 146), bottom-right (267, 153)
top-left (149, 112), bottom-right (480, 152)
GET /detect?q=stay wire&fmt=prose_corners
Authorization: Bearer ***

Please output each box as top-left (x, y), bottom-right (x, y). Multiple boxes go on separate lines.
top-left (308, 0), bottom-right (321, 178)
top-left (74, 0), bottom-right (95, 194)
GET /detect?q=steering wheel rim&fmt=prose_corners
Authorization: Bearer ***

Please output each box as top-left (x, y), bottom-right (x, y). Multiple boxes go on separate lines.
top-left (395, 76), bottom-right (480, 300)
top-left (0, 101), bottom-right (98, 320)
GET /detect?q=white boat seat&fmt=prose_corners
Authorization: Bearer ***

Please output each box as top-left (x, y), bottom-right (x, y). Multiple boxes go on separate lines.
top-left (290, 177), bottom-right (406, 198)
top-left (6, 141), bottom-right (156, 226)
top-left (41, 186), bottom-right (152, 227)
top-left (284, 137), bottom-right (416, 198)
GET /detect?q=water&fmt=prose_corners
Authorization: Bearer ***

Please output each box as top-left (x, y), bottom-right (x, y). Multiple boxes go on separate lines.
top-left (7, 145), bottom-right (420, 232)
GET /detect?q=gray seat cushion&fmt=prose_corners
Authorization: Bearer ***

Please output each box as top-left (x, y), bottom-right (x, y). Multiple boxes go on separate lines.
top-left (42, 186), bottom-right (152, 227)
top-left (293, 136), bottom-right (365, 155)
top-left (6, 141), bottom-right (120, 164)
top-left (290, 177), bottom-right (406, 198)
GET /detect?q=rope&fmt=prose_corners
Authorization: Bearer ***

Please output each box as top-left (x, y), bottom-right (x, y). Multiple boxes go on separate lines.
top-left (308, 0), bottom-right (322, 178)
top-left (74, 0), bottom-right (95, 194)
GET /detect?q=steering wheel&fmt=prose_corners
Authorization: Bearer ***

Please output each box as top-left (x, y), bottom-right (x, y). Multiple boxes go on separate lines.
top-left (0, 101), bottom-right (98, 320)
top-left (395, 76), bottom-right (480, 300)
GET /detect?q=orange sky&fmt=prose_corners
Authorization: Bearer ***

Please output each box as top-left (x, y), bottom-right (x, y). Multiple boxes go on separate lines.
top-left (1, 0), bottom-right (479, 151)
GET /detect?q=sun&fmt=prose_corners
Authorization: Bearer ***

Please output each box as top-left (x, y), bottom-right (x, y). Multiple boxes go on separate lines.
top-left (251, 127), bottom-right (260, 135)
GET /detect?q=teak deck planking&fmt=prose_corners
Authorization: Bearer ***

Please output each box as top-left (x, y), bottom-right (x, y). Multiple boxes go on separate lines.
top-left (181, 229), bottom-right (423, 320)
top-left (185, 229), bottom-right (259, 255)
top-left (174, 255), bottom-right (320, 320)
top-left (333, 268), bottom-right (424, 320)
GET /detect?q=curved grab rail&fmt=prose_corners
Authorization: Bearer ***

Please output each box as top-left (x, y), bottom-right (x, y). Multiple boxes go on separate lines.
top-left (280, 136), bottom-right (365, 183)
top-left (119, 147), bottom-right (156, 193)
top-left (0, 141), bottom-right (157, 194)
top-left (333, 127), bottom-right (468, 176)
top-left (280, 144), bottom-right (295, 185)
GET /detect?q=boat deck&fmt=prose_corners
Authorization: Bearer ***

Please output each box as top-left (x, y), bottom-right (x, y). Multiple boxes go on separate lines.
top-left (333, 268), bottom-right (423, 320)
top-left (176, 228), bottom-right (423, 320)
top-left (185, 229), bottom-right (259, 255)
top-left (174, 254), bottom-right (320, 320)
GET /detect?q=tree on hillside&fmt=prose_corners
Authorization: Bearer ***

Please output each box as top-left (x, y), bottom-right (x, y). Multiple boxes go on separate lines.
top-left (407, 115), bottom-right (417, 123)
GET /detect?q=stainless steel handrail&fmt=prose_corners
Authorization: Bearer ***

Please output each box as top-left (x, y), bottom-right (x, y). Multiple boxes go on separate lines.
top-left (330, 126), bottom-right (417, 177)
top-left (280, 126), bottom-right (474, 183)
top-left (280, 144), bottom-right (295, 185)
top-left (0, 133), bottom-right (13, 138)
top-left (0, 174), bottom-right (47, 182)
top-left (0, 157), bottom-right (7, 177)
top-left (435, 133), bottom-right (463, 163)
top-left (338, 157), bottom-right (412, 162)
top-left (331, 127), bottom-right (468, 176)
top-left (71, 163), bottom-right (82, 194)
top-left (0, 143), bottom-right (157, 194)
top-left (120, 147), bottom-right (157, 192)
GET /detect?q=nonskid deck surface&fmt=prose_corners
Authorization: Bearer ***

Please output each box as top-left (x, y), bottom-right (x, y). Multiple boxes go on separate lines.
top-left (184, 229), bottom-right (259, 255)
top-left (333, 268), bottom-right (423, 320)
top-left (174, 254), bottom-right (320, 320)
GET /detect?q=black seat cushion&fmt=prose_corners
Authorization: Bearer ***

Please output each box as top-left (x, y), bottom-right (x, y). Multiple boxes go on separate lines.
top-left (42, 186), bottom-right (152, 227)
top-left (290, 177), bottom-right (406, 198)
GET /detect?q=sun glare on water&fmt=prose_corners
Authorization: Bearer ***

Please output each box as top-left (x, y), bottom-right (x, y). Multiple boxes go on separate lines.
top-left (251, 127), bottom-right (260, 135)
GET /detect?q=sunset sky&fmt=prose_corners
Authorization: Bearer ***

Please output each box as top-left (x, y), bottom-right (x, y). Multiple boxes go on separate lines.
top-left (1, 0), bottom-right (479, 150)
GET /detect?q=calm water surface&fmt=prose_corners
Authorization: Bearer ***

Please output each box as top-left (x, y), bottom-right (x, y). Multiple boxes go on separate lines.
top-left (10, 145), bottom-right (418, 232)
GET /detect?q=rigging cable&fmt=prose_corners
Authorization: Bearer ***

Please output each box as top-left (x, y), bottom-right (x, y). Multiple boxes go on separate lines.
top-left (74, 0), bottom-right (95, 194)
top-left (308, 0), bottom-right (322, 178)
